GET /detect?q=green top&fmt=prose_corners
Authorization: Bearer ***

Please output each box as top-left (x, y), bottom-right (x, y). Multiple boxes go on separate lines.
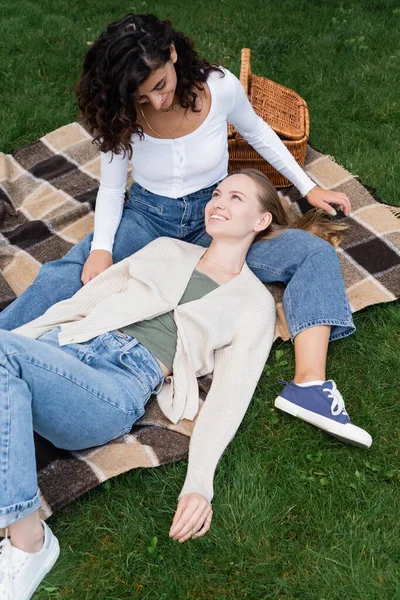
top-left (120, 269), bottom-right (220, 371)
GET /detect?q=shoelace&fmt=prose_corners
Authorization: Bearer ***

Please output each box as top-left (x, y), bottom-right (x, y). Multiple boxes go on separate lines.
top-left (323, 380), bottom-right (348, 417)
top-left (0, 537), bottom-right (28, 600)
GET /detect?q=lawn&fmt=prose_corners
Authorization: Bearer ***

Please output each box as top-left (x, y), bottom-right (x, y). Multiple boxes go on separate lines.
top-left (1, 0), bottom-right (399, 598)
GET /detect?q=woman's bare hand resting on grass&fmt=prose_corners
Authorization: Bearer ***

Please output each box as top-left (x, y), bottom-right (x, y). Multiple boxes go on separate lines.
top-left (169, 492), bottom-right (213, 543)
top-left (81, 250), bottom-right (113, 284)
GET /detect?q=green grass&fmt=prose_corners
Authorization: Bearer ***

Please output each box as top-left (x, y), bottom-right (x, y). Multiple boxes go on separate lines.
top-left (1, 1), bottom-right (399, 598)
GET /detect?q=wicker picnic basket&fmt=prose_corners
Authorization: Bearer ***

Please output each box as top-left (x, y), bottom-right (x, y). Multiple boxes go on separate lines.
top-left (227, 48), bottom-right (310, 188)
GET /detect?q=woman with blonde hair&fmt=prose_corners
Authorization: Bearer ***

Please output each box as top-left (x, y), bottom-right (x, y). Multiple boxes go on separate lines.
top-left (0, 169), bottom-right (371, 599)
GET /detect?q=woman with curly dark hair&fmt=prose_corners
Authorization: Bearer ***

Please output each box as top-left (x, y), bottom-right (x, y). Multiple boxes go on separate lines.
top-left (0, 14), bottom-right (368, 448)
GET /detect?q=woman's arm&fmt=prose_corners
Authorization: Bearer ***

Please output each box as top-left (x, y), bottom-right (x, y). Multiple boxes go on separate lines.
top-left (81, 149), bottom-right (130, 284)
top-left (170, 292), bottom-right (275, 542)
top-left (178, 330), bottom-right (274, 501)
top-left (226, 71), bottom-right (351, 214)
top-left (12, 237), bottom-right (168, 339)
top-left (90, 150), bottom-right (130, 252)
top-left (12, 251), bottom-right (133, 339)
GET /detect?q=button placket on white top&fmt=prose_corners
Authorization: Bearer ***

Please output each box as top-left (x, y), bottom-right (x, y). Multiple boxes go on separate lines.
top-left (174, 138), bottom-right (185, 198)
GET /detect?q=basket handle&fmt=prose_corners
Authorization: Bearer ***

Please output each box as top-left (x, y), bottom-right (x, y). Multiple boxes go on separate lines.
top-left (239, 48), bottom-right (252, 98)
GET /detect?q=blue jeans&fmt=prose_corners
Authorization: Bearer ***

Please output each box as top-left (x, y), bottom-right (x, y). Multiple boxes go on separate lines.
top-left (0, 326), bottom-right (164, 528)
top-left (0, 182), bottom-right (355, 341)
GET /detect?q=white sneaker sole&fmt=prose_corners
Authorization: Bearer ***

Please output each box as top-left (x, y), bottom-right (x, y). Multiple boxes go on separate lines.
top-left (20, 533), bottom-right (60, 600)
top-left (274, 396), bottom-right (372, 449)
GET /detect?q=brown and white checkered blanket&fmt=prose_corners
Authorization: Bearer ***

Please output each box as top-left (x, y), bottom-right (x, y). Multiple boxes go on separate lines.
top-left (0, 122), bottom-right (399, 520)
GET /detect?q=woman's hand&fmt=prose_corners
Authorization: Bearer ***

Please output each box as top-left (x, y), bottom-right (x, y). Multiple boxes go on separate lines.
top-left (81, 250), bottom-right (113, 285)
top-left (305, 186), bottom-right (351, 216)
top-left (169, 492), bottom-right (213, 543)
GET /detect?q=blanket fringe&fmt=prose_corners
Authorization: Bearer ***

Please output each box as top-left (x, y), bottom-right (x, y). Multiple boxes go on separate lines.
top-left (388, 206), bottom-right (400, 218)
top-left (325, 154), bottom-right (357, 179)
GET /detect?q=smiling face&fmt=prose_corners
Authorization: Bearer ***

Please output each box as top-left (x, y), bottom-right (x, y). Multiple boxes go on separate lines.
top-left (204, 174), bottom-right (273, 241)
top-left (133, 44), bottom-right (178, 111)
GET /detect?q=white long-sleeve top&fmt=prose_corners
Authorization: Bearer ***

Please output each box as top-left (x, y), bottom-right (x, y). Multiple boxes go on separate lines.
top-left (13, 237), bottom-right (275, 503)
top-left (91, 67), bottom-right (316, 252)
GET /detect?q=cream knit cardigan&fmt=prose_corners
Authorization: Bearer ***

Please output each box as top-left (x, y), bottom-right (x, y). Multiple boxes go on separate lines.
top-left (14, 237), bottom-right (276, 502)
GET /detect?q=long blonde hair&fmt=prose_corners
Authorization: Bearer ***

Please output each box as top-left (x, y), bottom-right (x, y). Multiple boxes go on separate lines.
top-left (234, 169), bottom-right (347, 247)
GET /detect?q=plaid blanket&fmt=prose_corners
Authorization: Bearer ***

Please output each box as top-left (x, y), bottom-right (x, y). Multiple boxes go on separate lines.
top-left (0, 122), bottom-right (399, 520)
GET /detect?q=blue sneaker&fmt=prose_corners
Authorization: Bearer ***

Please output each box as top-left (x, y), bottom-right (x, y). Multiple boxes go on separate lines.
top-left (274, 379), bottom-right (372, 448)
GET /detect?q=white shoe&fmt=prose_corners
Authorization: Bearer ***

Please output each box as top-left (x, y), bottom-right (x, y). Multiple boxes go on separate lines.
top-left (0, 520), bottom-right (60, 600)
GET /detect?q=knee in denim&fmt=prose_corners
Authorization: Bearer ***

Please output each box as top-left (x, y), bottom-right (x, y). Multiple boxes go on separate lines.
top-left (285, 229), bottom-right (338, 263)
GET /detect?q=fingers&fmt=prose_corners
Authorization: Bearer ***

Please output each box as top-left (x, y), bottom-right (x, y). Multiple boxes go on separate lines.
top-left (169, 498), bottom-right (192, 538)
top-left (181, 506), bottom-right (211, 543)
top-left (80, 251), bottom-right (113, 285)
top-left (337, 193), bottom-right (351, 215)
top-left (170, 501), bottom-right (185, 531)
top-left (192, 512), bottom-right (213, 539)
top-left (81, 268), bottom-right (95, 286)
top-left (319, 201), bottom-right (337, 216)
top-left (317, 194), bottom-right (351, 217)
top-left (306, 187), bottom-right (352, 216)
top-left (174, 508), bottom-right (209, 543)
top-left (81, 266), bottom-right (103, 285)
top-left (80, 268), bottom-right (90, 285)
top-left (328, 192), bottom-right (351, 215)
top-left (169, 494), bottom-right (212, 543)
top-left (170, 504), bottom-right (208, 542)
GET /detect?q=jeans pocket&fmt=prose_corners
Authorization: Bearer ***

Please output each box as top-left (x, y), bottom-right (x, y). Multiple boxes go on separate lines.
top-left (131, 197), bottom-right (164, 215)
top-left (128, 185), bottom-right (164, 215)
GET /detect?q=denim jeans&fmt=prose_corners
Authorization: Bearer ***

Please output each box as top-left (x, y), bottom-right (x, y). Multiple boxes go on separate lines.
top-left (0, 326), bottom-right (164, 528)
top-left (0, 182), bottom-right (355, 341)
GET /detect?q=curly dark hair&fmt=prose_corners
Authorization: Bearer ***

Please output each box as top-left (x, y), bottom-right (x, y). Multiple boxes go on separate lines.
top-left (75, 14), bottom-right (223, 156)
